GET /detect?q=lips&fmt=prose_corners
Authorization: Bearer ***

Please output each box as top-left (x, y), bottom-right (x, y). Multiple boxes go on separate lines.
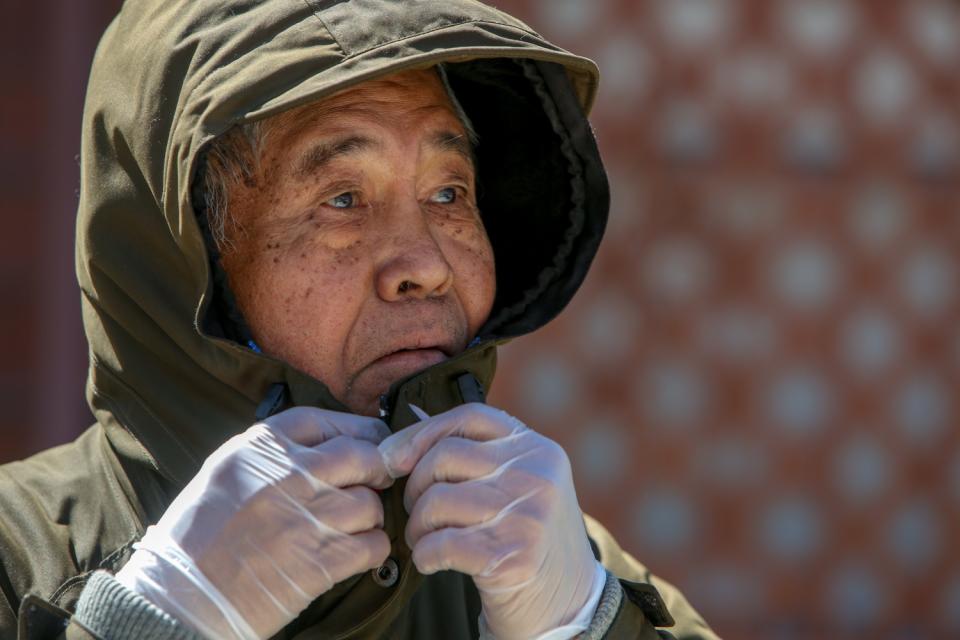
top-left (355, 325), bottom-right (465, 384)
top-left (369, 334), bottom-right (456, 365)
top-left (372, 347), bottom-right (448, 368)
top-left (360, 347), bottom-right (450, 386)
top-left (377, 336), bottom-right (450, 359)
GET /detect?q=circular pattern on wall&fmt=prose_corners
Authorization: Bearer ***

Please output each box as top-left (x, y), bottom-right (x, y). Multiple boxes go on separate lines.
top-left (490, 0), bottom-right (960, 636)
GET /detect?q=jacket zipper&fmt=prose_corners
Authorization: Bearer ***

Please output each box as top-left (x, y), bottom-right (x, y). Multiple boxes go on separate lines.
top-left (378, 393), bottom-right (391, 421)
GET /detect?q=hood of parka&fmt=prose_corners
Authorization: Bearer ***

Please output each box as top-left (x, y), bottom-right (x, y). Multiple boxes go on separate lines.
top-left (79, 0), bottom-right (607, 511)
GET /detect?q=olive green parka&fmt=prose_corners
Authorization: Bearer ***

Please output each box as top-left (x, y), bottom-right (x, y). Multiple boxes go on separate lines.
top-left (0, 1), bottom-right (718, 638)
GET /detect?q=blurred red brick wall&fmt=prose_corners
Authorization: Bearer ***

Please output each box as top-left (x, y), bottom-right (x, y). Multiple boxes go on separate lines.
top-left (3, 1), bottom-right (959, 639)
top-left (489, 2), bottom-right (960, 639)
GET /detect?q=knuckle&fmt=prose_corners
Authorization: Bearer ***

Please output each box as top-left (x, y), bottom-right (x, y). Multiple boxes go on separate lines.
top-left (324, 435), bottom-right (354, 459)
top-left (418, 501), bottom-right (439, 532)
top-left (324, 436), bottom-right (365, 468)
top-left (361, 531), bottom-right (391, 567)
top-left (300, 447), bottom-right (332, 480)
top-left (537, 437), bottom-right (570, 471)
top-left (494, 406), bottom-right (527, 429)
top-left (404, 520), bottom-right (418, 548)
top-left (422, 482), bottom-right (453, 509)
top-left (432, 437), bottom-right (465, 463)
top-left (417, 484), bottom-right (453, 529)
top-left (271, 406), bottom-right (307, 424)
top-left (355, 489), bottom-right (384, 526)
top-left (457, 402), bottom-right (485, 417)
top-left (432, 531), bottom-right (459, 569)
top-left (476, 405), bottom-right (502, 427)
top-left (455, 402), bottom-right (491, 427)
top-left (352, 484), bottom-right (379, 505)
top-left (260, 407), bottom-right (305, 435)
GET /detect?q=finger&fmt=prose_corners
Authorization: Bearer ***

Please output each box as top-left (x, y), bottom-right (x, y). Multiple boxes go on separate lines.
top-left (295, 528), bottom-right (391, 592)
top-left (298, 436), bottom-right (394, 490)
top-left (411, 525), bottom-right (524, 579)
top-left (405, 481), bottom-right (510, 548)
top-left (404, 437), bottom-right (516, 512)
top-left (265, 407), bottom-right (391, 447)
top-left (379, 404), bottom-right (526, 478)
top-left (331, 530), bottom-right (391, 581)
top-left (308, 485), bottom-right (384, 535)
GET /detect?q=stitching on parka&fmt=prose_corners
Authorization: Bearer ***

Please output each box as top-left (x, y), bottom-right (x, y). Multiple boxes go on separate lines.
top-left (302, 0), bottom-right (539, 60)
top-left (48, 538), bottom-right (137, 611)
top-left (348, 20), bottom-right (539, 60)
top-left (88, 353), bottom-right (200, 472)
top-left (332, 20), bottom-right (537, 59)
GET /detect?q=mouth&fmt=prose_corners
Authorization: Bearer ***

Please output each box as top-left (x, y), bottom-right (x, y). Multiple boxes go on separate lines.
top-left (372, 347), bottom-right (449, 369)
top-left (350, 333), bottom-right (464, 395)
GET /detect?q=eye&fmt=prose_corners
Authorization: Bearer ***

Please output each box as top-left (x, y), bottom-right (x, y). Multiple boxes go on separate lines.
top-left (327, 192), bottom-right (356, 209)
top-left (429, 187), bottom-right (458, 204)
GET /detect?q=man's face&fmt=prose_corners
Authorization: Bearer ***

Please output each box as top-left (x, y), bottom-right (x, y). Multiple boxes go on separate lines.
top-left (220, 69), bottom-right (496, 416)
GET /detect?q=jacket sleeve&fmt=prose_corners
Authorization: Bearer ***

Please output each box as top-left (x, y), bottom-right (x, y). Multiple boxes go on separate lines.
top-left (584, 515), bottom-right (720, 640)
top-left (15, 572), bottom-right (200, 640)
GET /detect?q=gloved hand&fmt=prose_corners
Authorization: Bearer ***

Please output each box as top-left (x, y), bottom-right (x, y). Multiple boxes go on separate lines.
top-left (379, 403), bottom-right (604, 640)
top-left (115, 407), bottom-right (394, 640)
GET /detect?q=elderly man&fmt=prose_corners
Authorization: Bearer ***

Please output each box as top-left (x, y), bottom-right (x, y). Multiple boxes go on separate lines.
top-left (0, 1), bottom-right (717, 639)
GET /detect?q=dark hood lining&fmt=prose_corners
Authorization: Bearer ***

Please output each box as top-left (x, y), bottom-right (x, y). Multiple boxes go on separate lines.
top-left (193, 57), bottom-right (607, 349)
top-left (444, 58), bottom-right (606, 340)
top-left (475, 59), bottom-right (589, 337)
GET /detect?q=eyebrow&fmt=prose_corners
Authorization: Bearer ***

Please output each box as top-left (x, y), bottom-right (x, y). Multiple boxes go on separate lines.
top-left (293, 130), bottom-right (475, 179)
top-left (293, 135), bottom-right (380, 178)
top-left (424, 130), bottom-right (476, 166)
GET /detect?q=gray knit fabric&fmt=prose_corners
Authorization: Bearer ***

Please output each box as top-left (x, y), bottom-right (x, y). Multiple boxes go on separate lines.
top-left (73, 571), bottom-right (202, 640)
top-left (581, 570), bottom-right (624, 640)
top-left (76, 569), bottom-right (623, 640)
top-left (477, 570), bottom-right (623, 640)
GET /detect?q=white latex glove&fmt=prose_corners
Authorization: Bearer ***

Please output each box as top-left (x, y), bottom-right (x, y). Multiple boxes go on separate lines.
top-left (116, 407), bottom-right (394, 640)
top-left (378, 403), bottom-right (601, 640)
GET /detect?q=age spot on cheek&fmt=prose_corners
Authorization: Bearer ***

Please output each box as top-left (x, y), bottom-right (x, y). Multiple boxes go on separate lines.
top-left (339, 239), bottom-right (364, 265)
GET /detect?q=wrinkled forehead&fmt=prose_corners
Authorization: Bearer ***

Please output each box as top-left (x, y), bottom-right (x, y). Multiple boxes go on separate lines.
top-left (264, 67), bottom-right (475, 152)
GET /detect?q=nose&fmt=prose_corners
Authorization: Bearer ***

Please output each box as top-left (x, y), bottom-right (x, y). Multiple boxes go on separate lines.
top-left (375, 210), bottom-right (454, 302)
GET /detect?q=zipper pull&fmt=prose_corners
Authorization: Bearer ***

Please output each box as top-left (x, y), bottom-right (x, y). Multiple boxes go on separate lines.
top-left (378, 393), bottom-right (390, 421)
top-left (456, 372), bottom-right (486, 404)
top-left (255, 383), bottom-right (290, 421)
